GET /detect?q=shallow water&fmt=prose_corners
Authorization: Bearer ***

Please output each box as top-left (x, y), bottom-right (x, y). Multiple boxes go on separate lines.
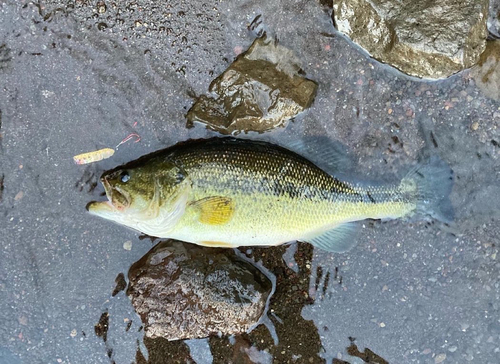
top-left (1, 1), bottom-right (499, 363)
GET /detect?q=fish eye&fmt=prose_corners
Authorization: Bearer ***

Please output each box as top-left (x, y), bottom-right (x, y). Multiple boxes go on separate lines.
top-left (120, 171), bottom-right (130, 183)
top-left (176, 172), bottom-right (185, 183)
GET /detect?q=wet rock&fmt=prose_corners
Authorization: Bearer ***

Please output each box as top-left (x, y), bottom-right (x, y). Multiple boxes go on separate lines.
top-left (186, 37), bottom-right (317, 134)
top-left (471, 40), bottom-right (500, 100)
top-left (488, 0), bottom-right (500, 39)
top-left (127, 240), bottom-right (272, 340)
top-left (332, 0), bottom-right (488, 79)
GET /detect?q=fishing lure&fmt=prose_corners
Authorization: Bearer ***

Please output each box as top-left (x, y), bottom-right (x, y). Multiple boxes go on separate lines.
top-left (73, 148), bottom-right (115, 165)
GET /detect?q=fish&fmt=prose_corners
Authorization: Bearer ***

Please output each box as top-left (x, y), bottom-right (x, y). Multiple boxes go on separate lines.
top-left (87, 138), bottom-right (454, 252)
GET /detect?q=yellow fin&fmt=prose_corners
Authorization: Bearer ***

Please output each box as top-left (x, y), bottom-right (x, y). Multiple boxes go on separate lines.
top-left (199, 240), bottom-right (234, 248)
top-left (191, 196), bottom-right (235, 225)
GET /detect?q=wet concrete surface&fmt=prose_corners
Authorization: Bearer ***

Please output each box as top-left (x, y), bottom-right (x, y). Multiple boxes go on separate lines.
top-left (0, 1), bottom-right (499, 363)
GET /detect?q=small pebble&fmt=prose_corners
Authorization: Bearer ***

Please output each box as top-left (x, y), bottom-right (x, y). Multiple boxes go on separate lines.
top-left (471, 122), bottom-right (479, 131)
top-left (70, 329), bottom-right (77, 338)
top-left (423, 348), bottom-right (431, 355)
top-left (97, 2), bottom-right (106, 13)
top-left (123, 241), bottom-right (132, 251)
top-left (434, 353), bottom-right (446, 363)
top-left (18, 316), bottom-right (28, 325)
top-left (233, 46), bottom-right (243, 55)
top-left (448, 345), bottom-right (458, 352)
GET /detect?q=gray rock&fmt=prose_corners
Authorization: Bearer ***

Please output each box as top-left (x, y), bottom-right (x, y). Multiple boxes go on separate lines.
top-left (472, 40), bottom-right (500, 100)
top-left (332, 0), bottom-right (489, 79)
top-left (488, 0), bottom-right (500, 39)
top-left (186, 37), bottom-right (317, 134)
top-left (127, 240), bottom-right (272, 340)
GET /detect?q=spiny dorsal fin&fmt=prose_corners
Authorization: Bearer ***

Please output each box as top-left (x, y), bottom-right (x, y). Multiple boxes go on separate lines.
top-left (191, 196), bottom-right (235, 225)
top-left (303, 223), bottom-right (359, 253)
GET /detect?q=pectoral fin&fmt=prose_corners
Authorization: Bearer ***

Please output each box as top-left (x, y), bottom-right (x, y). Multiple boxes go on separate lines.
top-left (303, 223), bottom-right (359, 253)
top-left (191, 196), bottom-right (235, 225)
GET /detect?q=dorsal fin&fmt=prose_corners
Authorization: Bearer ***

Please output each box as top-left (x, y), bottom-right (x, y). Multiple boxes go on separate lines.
top-left (279, 136), bottom-right (352, 176)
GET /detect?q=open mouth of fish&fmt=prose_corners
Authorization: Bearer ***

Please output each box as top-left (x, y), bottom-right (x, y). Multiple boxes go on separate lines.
top-left (86, 177), bottom-right (131, 214)
top-left (104, 177), bottom-right (131, 210)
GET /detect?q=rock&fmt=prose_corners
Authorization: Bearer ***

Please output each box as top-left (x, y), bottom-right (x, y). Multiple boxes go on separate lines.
top-left (186, 37), bottom-right (317, 134)
top-left (488, 0), bottom-right (500, 39)
top-left (332, 0), bottom-right (489, 79)
top-left (435, 353), bottom-right (447, 363)
top-left (471, 40), bottom-right (500, 100)
top-left (127, 240), bottom-right (272, 340)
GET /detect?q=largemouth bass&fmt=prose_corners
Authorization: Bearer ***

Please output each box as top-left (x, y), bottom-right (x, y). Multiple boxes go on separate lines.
top-left (87, 138), bottom-right (453, 252)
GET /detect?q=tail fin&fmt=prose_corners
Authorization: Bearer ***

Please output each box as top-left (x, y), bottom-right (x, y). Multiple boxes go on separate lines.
top-left (401, 156), bottom-right (454, 223)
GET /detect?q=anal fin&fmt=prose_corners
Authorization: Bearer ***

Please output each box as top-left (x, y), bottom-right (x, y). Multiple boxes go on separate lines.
top-left (304, 223), bottom-right (359, 253)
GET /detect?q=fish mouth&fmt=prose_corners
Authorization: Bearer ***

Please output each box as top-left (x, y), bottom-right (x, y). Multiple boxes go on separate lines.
top-left (86, 199), bottom-right (115, 215)
top-left (109, 185), bottom-right (131, 210)
top-left (100, 176), bottom-right (131, 211)
top-left (87, 177), bottom-right (131, 215)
